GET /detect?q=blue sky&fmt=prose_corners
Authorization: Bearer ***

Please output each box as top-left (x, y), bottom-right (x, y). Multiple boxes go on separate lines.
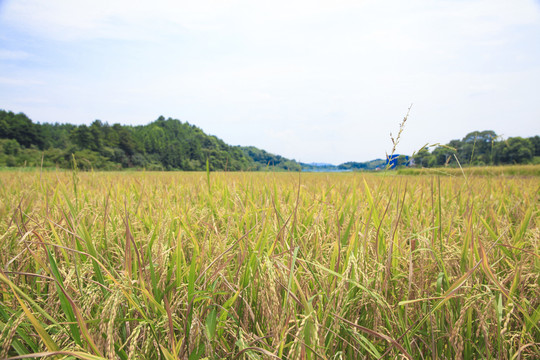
top-left (1, 0), bottom-right (539, 164)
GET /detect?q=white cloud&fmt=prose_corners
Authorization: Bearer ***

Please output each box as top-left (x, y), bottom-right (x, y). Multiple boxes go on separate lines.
top-left (0, 49), bottom-right (30, 60)
top-left (0, 76), bottom-right (43, 86)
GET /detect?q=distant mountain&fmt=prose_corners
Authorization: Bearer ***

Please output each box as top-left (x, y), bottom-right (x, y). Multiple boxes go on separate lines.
top-left (308, 162), bottom-right (335, 167)
top-left (300, 159), bottom-right (386, 172)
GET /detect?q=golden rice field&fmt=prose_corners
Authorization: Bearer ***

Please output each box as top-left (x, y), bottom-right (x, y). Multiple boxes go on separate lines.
top-left (0, 169), bottom-right (538, 359)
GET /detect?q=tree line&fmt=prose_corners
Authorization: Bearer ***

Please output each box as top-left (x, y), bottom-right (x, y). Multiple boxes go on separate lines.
top-left (0, 110), bottom-right (301, 171)
top-left (1, 110), bottom-right (538, 171)
top-left (412, 130), bottom-right (540, 167)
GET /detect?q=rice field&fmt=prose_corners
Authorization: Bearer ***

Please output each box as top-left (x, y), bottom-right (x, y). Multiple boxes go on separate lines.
top-left (0, 169), bottom-right (538, 359)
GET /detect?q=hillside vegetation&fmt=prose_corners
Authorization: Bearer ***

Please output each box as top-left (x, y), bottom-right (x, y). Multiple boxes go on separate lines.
top-left (413, 130), bottom-right (540, 167)
top-left (0, 110), bottom-right (301, 171)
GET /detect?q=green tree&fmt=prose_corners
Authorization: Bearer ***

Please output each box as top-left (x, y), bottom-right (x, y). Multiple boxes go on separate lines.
top-left (494, 137), bottom-right (534, 164)
top-left (413, 148), bottom-right (431, 167)
top-left (1, 139), bottom-right (21, 155)
top-left (431, 146), bottom-right (455, 166)
top-left (89, 120), bottom-right (104, 152)
top-left (460, 130), bottom-right (498, 165)
top-left (0, 110), bottom-right (43, 149)
top-left (529, 135), bottom-right (540, 157)
top-left (71, 125), bottom-right (93, 150)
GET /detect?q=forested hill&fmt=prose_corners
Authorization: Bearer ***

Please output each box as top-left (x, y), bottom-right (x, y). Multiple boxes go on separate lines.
top-left (413, 130), bottom-right (540, 167)
top-left (0, 110), bottom-right (301, 171)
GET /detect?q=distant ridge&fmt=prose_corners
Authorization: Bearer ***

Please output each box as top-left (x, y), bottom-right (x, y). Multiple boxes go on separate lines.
top-left (307, 162), bottom-right (335, 167)
top-left (300, 159), bottom-right (386, 172)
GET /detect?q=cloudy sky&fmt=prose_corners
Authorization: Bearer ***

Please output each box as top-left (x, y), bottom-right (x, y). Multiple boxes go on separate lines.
top-left (1, 0), bottom-right (539, 164)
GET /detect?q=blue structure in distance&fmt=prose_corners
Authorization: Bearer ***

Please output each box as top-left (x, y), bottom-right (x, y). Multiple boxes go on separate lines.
top-left (385, 154), bottom-right (410, 169)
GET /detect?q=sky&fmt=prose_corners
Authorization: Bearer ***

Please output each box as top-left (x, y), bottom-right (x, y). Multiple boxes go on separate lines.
top-left (1, 0), bottom-right (540, 164)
